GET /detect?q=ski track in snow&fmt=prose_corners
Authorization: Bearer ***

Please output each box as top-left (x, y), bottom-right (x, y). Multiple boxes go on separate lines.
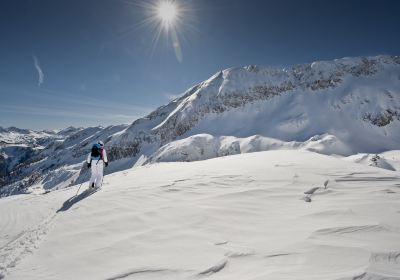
top-left (0, 187), bottom-right (97, 278)
top-left (0, 212), bottom-right (58, 277)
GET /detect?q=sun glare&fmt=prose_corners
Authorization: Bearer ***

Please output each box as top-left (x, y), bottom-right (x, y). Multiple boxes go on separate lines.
top-left (157, 1), bottom-right (177, 26)
top-left (135, 0), bottom-right (194, 62)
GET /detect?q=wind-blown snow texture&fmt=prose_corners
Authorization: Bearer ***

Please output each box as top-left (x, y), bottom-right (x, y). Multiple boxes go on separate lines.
top-left (1, 55), bottom-right (400, 195)
top-left (1, 150), bottom-right (400, 279)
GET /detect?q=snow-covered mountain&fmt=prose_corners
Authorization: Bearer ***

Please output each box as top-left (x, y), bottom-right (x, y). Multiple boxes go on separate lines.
top-left (0, 127), bottom-right (62, 189)
top-left (1, 55), bottom-right (400, 279)
top-left (107, 55), bottom-right (400, 163)
top-left (1, 55), bottom-right (400, 196)
top-left (0, 126), bottom-right (60, 146)
top-left (0, 125), bottom-right (129, 195)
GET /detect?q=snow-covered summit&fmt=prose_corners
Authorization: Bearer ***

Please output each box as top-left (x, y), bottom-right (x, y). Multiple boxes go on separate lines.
top-left (110, 55), bottom-right (400, 153)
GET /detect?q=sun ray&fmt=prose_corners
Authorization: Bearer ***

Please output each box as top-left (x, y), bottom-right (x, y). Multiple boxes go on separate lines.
top-left (116, 0), bottom-right (195, 62)
top-left (143, 0), bottom-right (188, 62)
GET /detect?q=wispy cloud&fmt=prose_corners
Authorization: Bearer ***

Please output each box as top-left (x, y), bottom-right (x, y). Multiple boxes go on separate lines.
top-left (33, 55), bottom-right (44, 86)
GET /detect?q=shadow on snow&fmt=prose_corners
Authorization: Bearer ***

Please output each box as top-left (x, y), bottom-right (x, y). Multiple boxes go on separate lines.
top-left (57, 188), bottom-right (99, 213)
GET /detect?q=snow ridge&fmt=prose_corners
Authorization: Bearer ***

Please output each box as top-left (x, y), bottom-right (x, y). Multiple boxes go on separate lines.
top-left (142, 133), bottom-right (352, 165)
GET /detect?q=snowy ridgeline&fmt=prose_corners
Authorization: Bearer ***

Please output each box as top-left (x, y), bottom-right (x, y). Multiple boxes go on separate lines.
top-left (1, 150), bottom-right (400, 279)
top-left (139, 133), bottom-right (353, 165)
top-left (1, 55), bottom-right (400, 195)
top-left (138, 134), bottom-right (400, 172)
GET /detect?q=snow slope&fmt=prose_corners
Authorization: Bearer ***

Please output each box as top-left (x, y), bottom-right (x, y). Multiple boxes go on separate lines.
top-left (1, 150), bottom-right (400, 279)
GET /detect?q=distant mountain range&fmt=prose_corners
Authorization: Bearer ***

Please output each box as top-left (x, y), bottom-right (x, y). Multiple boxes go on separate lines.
top-left (1, 55), bottom-right (399, 196)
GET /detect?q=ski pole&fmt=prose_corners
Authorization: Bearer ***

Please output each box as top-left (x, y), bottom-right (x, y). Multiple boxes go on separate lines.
top-left (76, 161), bottom-right (91, 195)
top-left (100, 161), bottom-right (107, 188)
top-left (76, 182), bottom-right (83, 196)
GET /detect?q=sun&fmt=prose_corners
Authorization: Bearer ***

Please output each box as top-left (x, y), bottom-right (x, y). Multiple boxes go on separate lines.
top-left (134, 0), bottom-right (194, 62)
top-left (157, 1), bottom-right (177, 27)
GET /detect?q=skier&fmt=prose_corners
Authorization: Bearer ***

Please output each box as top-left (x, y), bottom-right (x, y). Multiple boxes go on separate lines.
top-left (87, 141), bottom-right (108, 189)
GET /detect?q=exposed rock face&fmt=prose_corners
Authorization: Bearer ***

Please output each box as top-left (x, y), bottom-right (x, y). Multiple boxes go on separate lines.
top-left (363, 109), bottom-right (400, 127)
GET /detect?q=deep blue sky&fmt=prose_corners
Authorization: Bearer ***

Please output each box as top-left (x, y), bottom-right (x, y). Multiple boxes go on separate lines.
top-left (1, 0), bottom-right (399, 130)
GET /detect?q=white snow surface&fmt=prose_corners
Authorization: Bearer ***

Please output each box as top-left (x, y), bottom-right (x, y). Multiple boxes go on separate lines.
top-left (1, 150), bottom-right (400, 280)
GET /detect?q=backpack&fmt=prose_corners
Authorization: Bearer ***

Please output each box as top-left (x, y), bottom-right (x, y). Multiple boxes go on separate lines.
top-left (91, 144), bottom-right (102, 159)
